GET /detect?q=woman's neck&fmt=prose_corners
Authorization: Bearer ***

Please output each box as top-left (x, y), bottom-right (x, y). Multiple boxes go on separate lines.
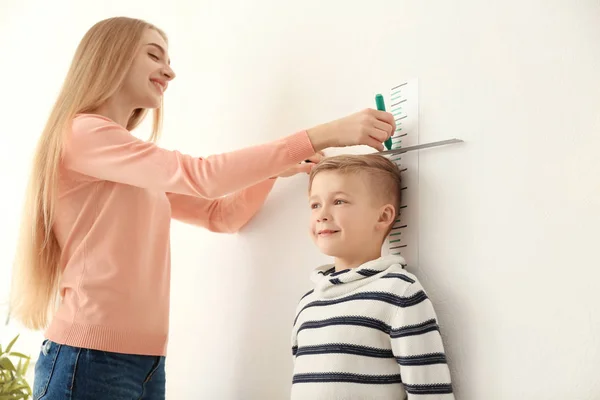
top-left (90, 94), bottom-right (134, 128)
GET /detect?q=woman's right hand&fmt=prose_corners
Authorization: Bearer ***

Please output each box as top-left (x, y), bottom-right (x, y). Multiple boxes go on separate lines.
top-left (306, 109), bottom-right (396, 152)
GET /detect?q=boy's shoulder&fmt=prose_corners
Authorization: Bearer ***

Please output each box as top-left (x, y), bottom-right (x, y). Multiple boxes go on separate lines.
top-left (371, 263), bottom-right (424, 294)
top-left (380, 262), bottom-right (419, 284)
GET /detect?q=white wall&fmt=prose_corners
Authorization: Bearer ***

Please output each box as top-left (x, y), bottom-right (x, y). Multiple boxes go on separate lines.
top-left (1, 1), bottom-right (599, 399)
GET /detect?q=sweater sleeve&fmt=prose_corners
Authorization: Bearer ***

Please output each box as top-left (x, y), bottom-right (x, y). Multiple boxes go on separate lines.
top-left (166, 179), bottom-right (276, 233)
top-left (63, 114), bottom-right (315, 199)
top-left (291, 289), bottom-right (313, 365)
top-left (389, 280), bottom-right (455, 399)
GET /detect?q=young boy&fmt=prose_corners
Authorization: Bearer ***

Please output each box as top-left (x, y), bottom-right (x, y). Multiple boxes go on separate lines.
top-left (291, 154), bottom-right (454, 399)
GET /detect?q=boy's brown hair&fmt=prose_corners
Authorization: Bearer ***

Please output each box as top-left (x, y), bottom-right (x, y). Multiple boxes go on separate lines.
top-left (308, 154), bottom-right (403, 217)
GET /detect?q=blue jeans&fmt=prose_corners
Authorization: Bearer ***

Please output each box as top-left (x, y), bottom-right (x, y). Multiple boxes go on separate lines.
top-left (33, 339), bottom-right (165, 400)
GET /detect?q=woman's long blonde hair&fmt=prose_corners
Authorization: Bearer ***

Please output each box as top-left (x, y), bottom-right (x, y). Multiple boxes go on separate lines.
top-left (9, 17), bottom-right (167, 330)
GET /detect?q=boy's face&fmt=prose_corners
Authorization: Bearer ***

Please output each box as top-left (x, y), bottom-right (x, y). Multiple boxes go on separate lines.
top-left (309, 171), bottom-right (394, 260)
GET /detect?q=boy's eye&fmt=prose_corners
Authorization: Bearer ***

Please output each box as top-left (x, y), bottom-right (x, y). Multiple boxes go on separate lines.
top-left (334, 199), bottom-right (346, 205)
top-left (310, 203), bottom-right (320, 209)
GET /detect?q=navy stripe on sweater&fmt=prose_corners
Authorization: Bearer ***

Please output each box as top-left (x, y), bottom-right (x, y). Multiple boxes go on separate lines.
top-left (300, 289), bottom-right (314, 301)
top-left (293, 372), bottom-right (402, 385)
top-left (294, 291), bottom-right (428, 325)
top-left (295, 343), bottom-right (394, 359)
top-left (318, 267), bottom-right (336, 276)
top-left (297, 316), bottom-right (392, 335)
top-left (396, 352), bottom-right (447, 366)
top-left (330, 269), bottom-right (350, 277)
top-left (390, 318), bottom-right (440, 338)
top-left (296, 315), bottom-right (441, 345)
top-left (357, 269), bottom-right (381, 277)
top-left (404, 383), bottom-right (454, 395)
top-left (381, 272), bottom-right (415, 284)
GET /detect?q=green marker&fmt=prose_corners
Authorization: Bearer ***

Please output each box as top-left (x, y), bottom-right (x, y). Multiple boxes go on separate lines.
top-left (376, 94), bottom-right (393, 150)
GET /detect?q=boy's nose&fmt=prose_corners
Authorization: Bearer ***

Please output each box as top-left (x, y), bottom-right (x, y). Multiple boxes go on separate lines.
top-left (316, 206), bottom-right (331, 222)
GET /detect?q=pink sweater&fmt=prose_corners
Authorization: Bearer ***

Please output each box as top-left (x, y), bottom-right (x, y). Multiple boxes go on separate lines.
top-left (45, 114), bottom-right (315, 356)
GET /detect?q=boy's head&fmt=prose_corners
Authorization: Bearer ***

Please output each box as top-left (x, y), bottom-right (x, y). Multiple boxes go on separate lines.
top-left (308, 154), bottom-right (402, 263)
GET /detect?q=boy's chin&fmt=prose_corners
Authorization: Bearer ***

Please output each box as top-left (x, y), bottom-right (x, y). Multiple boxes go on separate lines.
top-left (317, 245), bottom-right (350, 259)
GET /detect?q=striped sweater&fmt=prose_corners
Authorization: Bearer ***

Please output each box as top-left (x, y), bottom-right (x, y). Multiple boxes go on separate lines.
top-left (291, 255), bottom-right (454, 400)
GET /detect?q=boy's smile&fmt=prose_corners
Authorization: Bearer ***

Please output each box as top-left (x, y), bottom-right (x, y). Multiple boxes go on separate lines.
top-left (316, 229), bottom-right (339, 237)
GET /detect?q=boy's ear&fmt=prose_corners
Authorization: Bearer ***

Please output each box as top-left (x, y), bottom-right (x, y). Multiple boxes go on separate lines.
top-left (377, 204), bottom-right (396, 230)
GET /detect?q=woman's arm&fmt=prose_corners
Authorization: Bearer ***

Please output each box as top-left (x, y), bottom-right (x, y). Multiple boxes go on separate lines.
top-left (63, 114), bottom-right (314, 199)
top-left (63, 109), bottom-right (395, 199)
top-left (166, 179), bottom-right (276, 233)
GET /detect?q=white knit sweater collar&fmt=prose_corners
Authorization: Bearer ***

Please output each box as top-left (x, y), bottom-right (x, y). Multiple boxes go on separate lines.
top-left (310, 255), bottom-right (407, 298)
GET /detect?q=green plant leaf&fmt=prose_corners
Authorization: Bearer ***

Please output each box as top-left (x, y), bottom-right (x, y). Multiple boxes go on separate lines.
top-left (0, 395), bottom-right (26, 400)
top-left (9, 382), bottom-right (30, 392)
top-left (8, 353), bottom-right (29, 360)
top-left (2, 379), bottom-right (16, 391)
top-left (0, 377), bottom-right (28, 394)
top-left (4, 335), bottom-right (19, 354)
top-left (0, 334), bottom-right (32, 398)
top-left (20, 358), bottom-right (30, 376)
top-left (0, 358), bottom-right (16, 372)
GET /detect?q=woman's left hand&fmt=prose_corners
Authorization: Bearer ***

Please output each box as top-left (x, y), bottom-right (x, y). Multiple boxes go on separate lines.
top-left (274, 152), bottom-right (324, 178)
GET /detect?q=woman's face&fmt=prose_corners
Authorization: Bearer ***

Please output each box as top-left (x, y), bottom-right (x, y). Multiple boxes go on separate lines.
top-left (120, 28), bottom-right (176, 109)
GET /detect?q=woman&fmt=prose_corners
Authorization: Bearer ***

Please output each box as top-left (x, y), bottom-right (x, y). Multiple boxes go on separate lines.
top-left (10, 17), bottom-right (394, 400)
